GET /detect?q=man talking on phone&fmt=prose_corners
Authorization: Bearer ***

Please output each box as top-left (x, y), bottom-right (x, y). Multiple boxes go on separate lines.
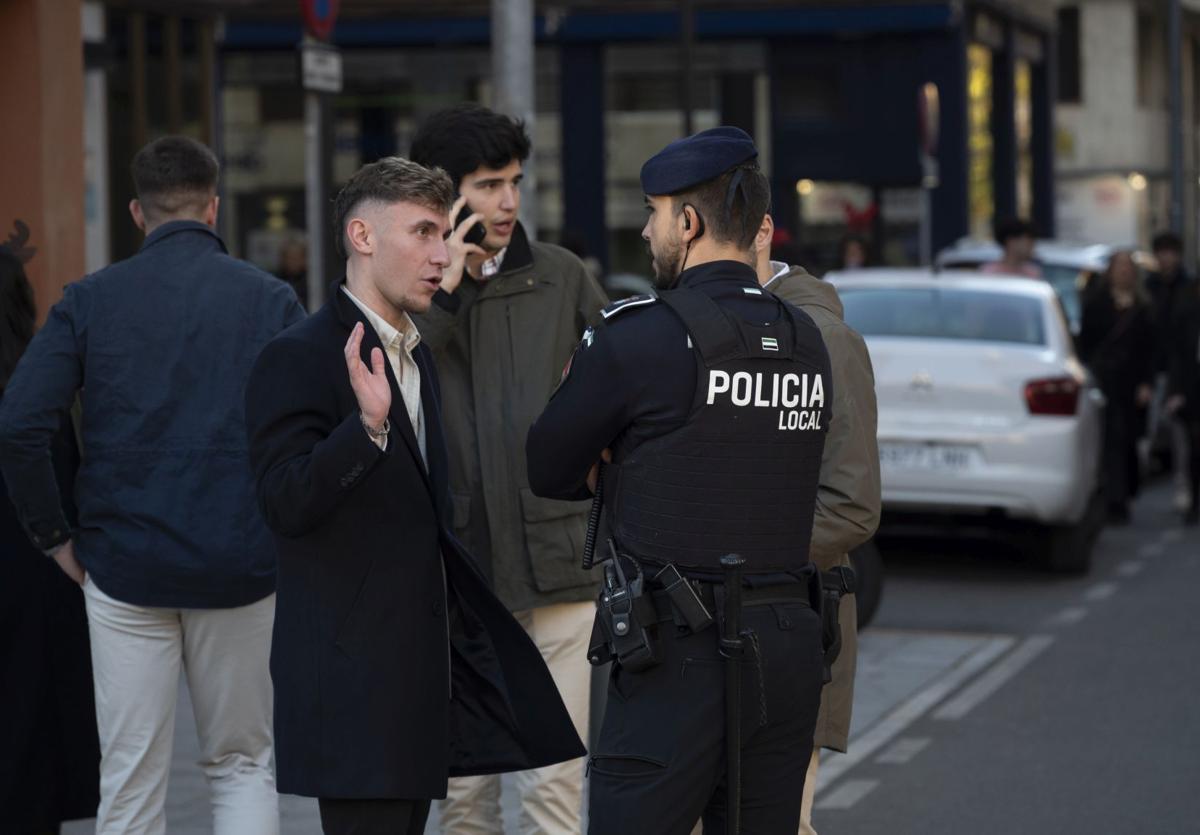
top-left (410, 104), bottom-right (608, 835)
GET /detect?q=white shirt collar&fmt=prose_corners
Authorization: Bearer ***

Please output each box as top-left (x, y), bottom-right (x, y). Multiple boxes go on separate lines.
top-left (341, 286), bottom-right (421, 353)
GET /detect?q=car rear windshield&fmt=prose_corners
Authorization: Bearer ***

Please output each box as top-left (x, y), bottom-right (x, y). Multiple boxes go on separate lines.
top-left (840, 287), bottom-right (1047, 345)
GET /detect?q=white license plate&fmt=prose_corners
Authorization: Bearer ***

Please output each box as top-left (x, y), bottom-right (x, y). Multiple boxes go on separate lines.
top-left (879, 443), bottom-right (977, 472)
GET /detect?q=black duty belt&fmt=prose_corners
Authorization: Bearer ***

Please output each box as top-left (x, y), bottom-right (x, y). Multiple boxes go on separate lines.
top-left (648, 579), bottom-right (810, 629)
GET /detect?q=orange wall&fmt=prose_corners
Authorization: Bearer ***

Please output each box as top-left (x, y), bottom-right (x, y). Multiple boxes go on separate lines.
top-left (0, 0), bottom-right (84, 322)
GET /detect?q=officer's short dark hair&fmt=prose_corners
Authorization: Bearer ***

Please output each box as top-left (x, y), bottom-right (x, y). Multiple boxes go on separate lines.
top-left (409, 104), bottom-right (531, 187)
top-left (130, 136), bottom-right (219, 223)
top-left (993, 217), bottom-right (1036, 246)
top-left (332, 156), bottom-right (455, 259)
top-left (1152, 231), bottom-right (1183, 254)
top-left (671, 162), bottom-right (772, 251)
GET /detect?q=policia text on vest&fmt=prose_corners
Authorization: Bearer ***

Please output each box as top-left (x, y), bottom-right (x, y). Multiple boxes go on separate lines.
top-left (705, 369), bottom-right (826, 431)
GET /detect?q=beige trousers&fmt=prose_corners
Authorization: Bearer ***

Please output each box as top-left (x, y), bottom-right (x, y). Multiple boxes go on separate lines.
top-left (798, 750), bottom-right (820, 835)
top-left (439, 600), bottom-right (593, 835)
top-left (83, 577), bottom-right (278, 835)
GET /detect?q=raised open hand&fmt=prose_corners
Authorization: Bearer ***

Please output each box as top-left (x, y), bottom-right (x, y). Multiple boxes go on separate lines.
top-left (344, 322), bottom-right (391, 429)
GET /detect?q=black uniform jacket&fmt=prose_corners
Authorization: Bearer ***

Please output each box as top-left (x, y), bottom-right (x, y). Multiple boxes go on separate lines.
top-left (246, 284), bottom-right (584, 800)
top-left (527, 260), bottom-right (823, 502)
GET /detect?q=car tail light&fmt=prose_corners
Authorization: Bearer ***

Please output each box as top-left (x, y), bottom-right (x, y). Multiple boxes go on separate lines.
top-left (1024, 376), bottom-right (1080, 416)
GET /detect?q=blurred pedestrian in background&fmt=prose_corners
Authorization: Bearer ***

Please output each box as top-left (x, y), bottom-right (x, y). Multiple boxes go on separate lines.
top-left (0, 245), bottom-right (100, 834)
top-left (409, 104), bottom-right (607, 835)
top-left (837, 233), bottom-right (872, 271)
top-left (1166, 270), bottom-right (1200, 525)
top-left (1079, 250), bottom-right (1155, 524)
top-left (982, 218), bottom-right (1041, 278)
top-left (1146, 232), bottom-right (1194, 512)
top-left (277, 233), bottom-right (309, 310)
top-left (0, 136), bottom-right (305, 835)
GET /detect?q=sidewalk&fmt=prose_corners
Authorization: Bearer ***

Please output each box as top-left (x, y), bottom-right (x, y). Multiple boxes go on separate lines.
top-left (62, 628), bottom-right (989, 834)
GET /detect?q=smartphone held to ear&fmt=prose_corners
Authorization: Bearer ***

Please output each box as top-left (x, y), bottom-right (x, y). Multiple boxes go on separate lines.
top-left (454, 201), bottom-right (487, 246)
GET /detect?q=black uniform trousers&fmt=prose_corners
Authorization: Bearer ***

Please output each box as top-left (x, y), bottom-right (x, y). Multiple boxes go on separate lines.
top-left (317, 797), bottom-right (431, 835)
top-left (588, 597), bottom-right (824, 835)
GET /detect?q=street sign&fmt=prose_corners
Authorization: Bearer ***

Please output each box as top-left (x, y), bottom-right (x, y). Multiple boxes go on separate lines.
top-left (300, 0), bottom-right (339, 41)
top-left (300, 41), bottom-right (342, 94)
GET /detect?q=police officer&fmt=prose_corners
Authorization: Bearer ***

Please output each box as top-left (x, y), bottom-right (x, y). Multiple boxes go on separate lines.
top-left (526, 127), bottom-right (832, 834)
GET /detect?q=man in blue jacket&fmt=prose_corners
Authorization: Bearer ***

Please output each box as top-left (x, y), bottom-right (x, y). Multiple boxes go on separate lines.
top-left (0, 136), bottom-right (305, 835)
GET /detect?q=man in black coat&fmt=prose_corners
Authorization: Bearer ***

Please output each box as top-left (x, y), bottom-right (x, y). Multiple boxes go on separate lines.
top-left (245, 156), bottom-right (583, 835)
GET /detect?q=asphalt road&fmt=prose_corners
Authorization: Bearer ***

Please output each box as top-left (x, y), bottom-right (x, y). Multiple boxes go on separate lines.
top-left (810, 479), bottom-right (1200, 835)
top-left (63, 481), bottom-right (1199, 835)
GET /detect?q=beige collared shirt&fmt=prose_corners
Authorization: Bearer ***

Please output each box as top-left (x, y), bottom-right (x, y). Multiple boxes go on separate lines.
top-left (341, 286), bottom-right (426, 464)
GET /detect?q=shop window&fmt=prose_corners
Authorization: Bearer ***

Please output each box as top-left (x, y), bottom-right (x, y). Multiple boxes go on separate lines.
top-left (967, 43), bottom-right (994, 240)
top-left (775, 69), bottom-right (843, 125)
top-left (1137, 10), bottom-right (1168, 108)
top-left (1056, 6), bottom-right (1082, 103)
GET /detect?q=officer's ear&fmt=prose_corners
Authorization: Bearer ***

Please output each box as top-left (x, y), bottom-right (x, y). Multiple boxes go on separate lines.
top-left (680, 203), bottom-right (705, 243)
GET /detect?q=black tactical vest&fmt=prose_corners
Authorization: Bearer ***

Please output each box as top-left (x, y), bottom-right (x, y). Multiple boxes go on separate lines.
top-left (604, 287), bottom-right (831, 574)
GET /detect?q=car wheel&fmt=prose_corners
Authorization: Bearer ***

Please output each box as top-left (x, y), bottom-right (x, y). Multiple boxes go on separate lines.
top-left (1037, 489), bottom-right (1104, 574)
top-left (849, 540), bottom-right (884, 629)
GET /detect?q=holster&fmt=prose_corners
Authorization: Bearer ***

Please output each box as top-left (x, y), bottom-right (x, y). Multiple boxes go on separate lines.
top-left (819, 565), bottom-right (857, 684)
top-left (588, 558), bottom-right (661, 673)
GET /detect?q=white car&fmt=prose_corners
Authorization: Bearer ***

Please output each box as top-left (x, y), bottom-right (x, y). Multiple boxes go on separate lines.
top-left (935, 238), bottom-right (1156, 333)
top-left (825, 269), bottom-right (1106, 572)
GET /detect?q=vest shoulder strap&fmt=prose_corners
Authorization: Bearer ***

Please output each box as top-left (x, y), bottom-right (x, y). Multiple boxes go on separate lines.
top-left (658, 288), bottom-right (743, 365)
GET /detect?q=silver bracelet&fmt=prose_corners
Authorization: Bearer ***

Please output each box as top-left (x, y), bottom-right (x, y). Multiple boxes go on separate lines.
top-left (361, 413), bottom-right (390, 439)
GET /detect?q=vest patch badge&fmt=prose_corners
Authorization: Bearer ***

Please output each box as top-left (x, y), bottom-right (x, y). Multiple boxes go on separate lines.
top-left (761, 337), bottom-right (779, 352)
top-left (706, 370), bottom-right (825, 431)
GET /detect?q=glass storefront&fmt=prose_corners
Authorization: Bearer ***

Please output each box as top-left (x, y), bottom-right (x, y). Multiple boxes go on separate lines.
top-left (967, 42), bottom-right (994, 240)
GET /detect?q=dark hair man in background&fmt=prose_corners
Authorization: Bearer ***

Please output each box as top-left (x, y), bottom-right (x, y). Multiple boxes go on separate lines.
top-left (1146, 231), bottom-right (1194, 513)
top-left (245, 156), bottom-right (583, 835)
top-left (983, 217), bottom-right (1041, 278)
top-left (0, 136), bottom-right (305, 834)
top-left (409, 104), bottom-right (607, 834)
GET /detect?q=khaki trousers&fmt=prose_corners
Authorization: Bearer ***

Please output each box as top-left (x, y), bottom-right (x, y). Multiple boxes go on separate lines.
top-left (83, 577), bottom-right (278, 835)
top-left (439, 600), bottom-right (593, 835)
top-left (797, 750), bottom-right (820, 835)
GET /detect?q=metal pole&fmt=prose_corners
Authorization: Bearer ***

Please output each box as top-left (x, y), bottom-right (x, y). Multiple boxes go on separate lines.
top-left (304, 61), bottom-right (326, 310)
top-left (681, 0), bottom-right (695, 136)
top-left (491, 0), bottom-right (537, 238)
top-left (920, 188), bottom-right (933, 267)
top-left (1169, 0), bottom-right (1184, 236)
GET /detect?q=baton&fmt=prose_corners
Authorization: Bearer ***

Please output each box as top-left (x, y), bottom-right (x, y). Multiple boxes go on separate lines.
top-left (720, 553), bottom-right (746, 835)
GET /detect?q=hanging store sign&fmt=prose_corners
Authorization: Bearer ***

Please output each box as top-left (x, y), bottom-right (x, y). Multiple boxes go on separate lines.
top-left (300, 41), bottom-right (343, 93)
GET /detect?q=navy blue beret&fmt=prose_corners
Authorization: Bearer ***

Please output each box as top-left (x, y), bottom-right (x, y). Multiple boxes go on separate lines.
top-left (640, 126), bottom-right (759, 196)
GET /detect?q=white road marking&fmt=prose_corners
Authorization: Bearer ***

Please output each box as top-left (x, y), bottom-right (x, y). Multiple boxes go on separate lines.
top-left (1084, 582), bottom-right (1118, 602)
top-left (932, 635), bottom-right (1055, 722)
top-left (1046, 606), bottom-right (1088, 626)
top-left (815, 635), bottom-right (1015, 794)
top-left (875, 737), bottom-right (932, 765)
top-left (814, 779), bottom-right (880, 811)
top-left (1115, 561), bottom-right (1144, 577)
top-left (1139, 542), bottom-right (1165, 558)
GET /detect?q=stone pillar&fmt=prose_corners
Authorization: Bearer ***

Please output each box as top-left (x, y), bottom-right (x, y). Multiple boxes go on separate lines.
top-left (0, 0), bottom-right (85, 321)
